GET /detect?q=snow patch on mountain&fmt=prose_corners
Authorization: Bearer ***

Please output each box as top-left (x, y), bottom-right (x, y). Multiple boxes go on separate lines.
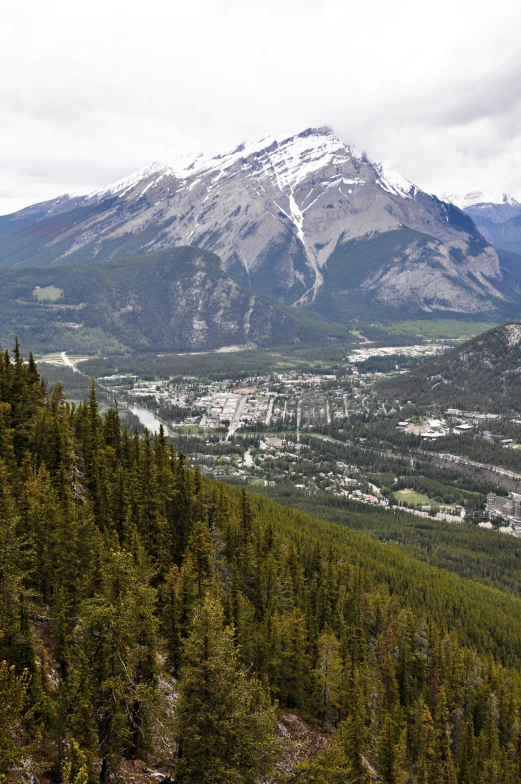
top-left (374, 164), bottom-right (413, 199)
top-left (77, 162), bottom-right (170, 202)
top-left (442, 190), bottom-right (521, 209)
top-left (75, 128), bottom-right (361, 204)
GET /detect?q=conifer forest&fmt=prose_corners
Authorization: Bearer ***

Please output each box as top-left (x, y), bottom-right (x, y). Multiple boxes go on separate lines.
top-left (5, 341), bottom-right (521, 783)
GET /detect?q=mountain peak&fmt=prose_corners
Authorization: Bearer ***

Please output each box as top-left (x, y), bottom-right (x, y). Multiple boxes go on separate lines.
top-left (1, 125), bottom-right (506, 322)
top-left (80, 126), bottom-right (418, 206)
top-left (75, 127), bottom-right (360, 202)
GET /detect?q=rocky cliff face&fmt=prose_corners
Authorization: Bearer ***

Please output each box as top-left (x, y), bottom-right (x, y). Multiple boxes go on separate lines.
top-left (0, 128), bottom-right (513, 318)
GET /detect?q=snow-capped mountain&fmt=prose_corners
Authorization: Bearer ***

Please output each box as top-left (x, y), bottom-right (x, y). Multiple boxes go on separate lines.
top-left (0, 127), bottom-right (514, 319)
top-left (442, 192), bottom-right (521, 251)
top-left (442, 190), bottom-right (521, 211)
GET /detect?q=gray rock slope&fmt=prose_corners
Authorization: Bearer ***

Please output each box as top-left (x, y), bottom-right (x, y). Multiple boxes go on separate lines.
top-left (0, 128), bottom-right (515, 318)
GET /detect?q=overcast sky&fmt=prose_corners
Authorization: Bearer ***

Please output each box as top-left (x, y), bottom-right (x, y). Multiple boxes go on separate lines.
top-left (2, 0), bottom-right (521, 214)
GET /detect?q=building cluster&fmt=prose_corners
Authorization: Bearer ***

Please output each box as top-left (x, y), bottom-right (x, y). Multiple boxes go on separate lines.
top-left (445, 409), bottom-right (500, 421)
top-left (445, 411), bottom-right (521, 448)
top-left (104, 370), bottom-right (358, 434)
top-left (348, 344), bottom-right (448, 363)
top-left (485, 492), bottom-right (521, 535)
top-left (397, 418), bottom-right (450, 439)
top-left (396, 411), bottom-right (510, 441)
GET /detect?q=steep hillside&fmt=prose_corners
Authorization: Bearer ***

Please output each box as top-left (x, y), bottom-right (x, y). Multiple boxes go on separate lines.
top-left (312, 226), bottom-right (516, 321)
top-left (381, 321), bottom-right (521, 411)
top-left (0, 246), bottom-right (337, 353)
top-left (0, 127), bottom-right (514, 320)
top-left (5, 348), bottom-right (521, 781)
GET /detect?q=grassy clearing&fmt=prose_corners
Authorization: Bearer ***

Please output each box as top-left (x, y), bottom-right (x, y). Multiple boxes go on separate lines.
top-left (394, 489), bottom-right (432, 506)
top-left (381, 320), bottom-right (498, 340)
top-left (33, 285), bottom-right (63, 302)
top-left (173, 425), bottom-right (209, 434)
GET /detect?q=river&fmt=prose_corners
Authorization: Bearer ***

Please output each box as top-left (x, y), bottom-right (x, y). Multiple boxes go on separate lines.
top-left (127, 404), bottom-right (175, 437)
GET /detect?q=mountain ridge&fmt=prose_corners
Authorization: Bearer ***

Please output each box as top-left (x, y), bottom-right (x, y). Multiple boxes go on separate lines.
top-left (442, 190), bottom-right (521, 210)
top-left (443, 191), bottom-right (521, 253)
top-left (0, 245), bottom-right (343, 353)
top-left (0, 126), bottom-right (517, 320)
top-left (381, 321), bottom-right (521, 412)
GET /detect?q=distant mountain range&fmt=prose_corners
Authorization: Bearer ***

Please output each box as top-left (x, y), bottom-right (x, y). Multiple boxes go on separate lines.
top-left (442, 190), bottom-right (521, 210)
top-left (447, 193), bottom-right (521, 257)
top-left (2, 127), bottom-right (521, 353)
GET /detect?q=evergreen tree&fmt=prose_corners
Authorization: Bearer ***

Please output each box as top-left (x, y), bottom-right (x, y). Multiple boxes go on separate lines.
top-left (0, 660), bottom-right (40, 782)
top-left (294, 724), bottom-right (355, 783)
top-left (315, 626), bottom-right (342, 726)
top-left (74, 546), bottom-right (158, 781)
top-left (175, 594), bottom-right (278, 783)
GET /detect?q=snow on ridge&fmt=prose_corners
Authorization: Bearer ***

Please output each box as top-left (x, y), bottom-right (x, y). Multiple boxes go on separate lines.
top-left (72, 127), bottom-right (418, 205)
top-left (374, 163), bottom-right (413, 199)
top-left (442, 190), bottom-right (521, 209)
top-left (72, 162), bottom-right (172, 202)
top-left (69, 128), bottom-right (351, 204)
top-left (168, 126), bottom-right (354, 187)
top-left (257, 129), bottom-right (356, 190)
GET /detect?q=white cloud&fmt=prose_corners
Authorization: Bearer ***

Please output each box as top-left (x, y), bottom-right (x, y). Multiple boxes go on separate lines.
top-left (2, 0), bottom-right (521, 213)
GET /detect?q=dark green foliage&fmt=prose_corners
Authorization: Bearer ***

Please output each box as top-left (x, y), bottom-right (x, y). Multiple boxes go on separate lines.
top-left (175, 594), bottom-right (278, 783)
top-left (381, 321), bottom-right (521, 413)
top-left (0, 661), bottom-right (41, 782)
top-left (0, 247), bottom-right (343, 354)
top-left (251, 226), bottom-right (313, 303)
top-left (4, 342), bottom-right (521, 781)
top-left (252, 481), bottom-right (521, 596)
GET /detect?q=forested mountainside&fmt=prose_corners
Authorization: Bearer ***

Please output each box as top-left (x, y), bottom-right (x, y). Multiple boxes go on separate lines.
top-left (253, 481), bottom-right (521, 596)
top-left (381, 321), bottom-right (521, 412)
top-left (0, 127), bottom-right (518, 320)
top-left (0, 247), bottom-right (338, 354)
top-left (6, 345), bottom-right (521, 782)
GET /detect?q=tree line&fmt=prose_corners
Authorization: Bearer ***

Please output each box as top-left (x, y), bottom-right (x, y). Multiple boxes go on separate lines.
top-left (4, 341), bottom-right (521, 781)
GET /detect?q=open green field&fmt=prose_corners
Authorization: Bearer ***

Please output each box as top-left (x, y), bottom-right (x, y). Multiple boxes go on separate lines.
top-left (175, 425), bottom-right (211, 434)
top-left (33, 284), bottom-right (63, 302)
top-left (380, 319), bottom-right (499, 340)
top-left (394, 489), bottom-right (432, 506)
